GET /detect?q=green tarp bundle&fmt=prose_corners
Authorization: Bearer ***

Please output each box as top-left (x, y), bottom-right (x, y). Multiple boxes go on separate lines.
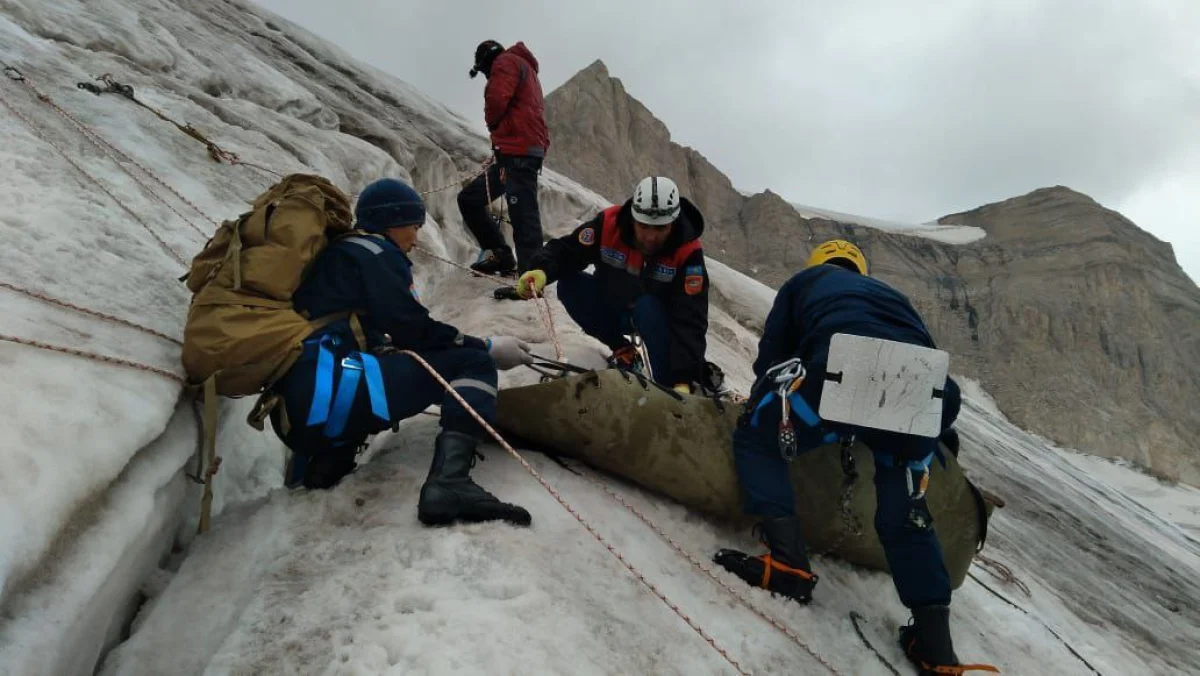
top-left (496, 369), bottom-right (996, 589)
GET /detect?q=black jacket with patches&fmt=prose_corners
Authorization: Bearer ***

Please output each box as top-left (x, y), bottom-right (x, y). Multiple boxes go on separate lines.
top-left (529, 197), bottom-right (709, 385)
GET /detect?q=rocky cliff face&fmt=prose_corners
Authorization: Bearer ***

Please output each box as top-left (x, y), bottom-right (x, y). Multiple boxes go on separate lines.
top-left (544, 61), bottom-right (1200, 483)
top-left (935, 188), bottom-right (1200, 482)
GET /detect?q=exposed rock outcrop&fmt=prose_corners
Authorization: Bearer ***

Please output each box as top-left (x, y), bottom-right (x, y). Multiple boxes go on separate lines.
top-left (544, 61), bottom-right (1200, 483)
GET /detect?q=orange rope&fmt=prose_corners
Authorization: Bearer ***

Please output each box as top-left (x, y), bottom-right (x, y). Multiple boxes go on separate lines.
top-left (408, 246), bottom-right (566, 362)
top-left (584, 473), bottom-right (841, 674)
top-left (0, 333), bottom-right (183, 382)
top-left (399, 349), bottom-right (753, 676)
top-left (29, 74), bottom-right (215, 236)
top-left (529, 286), bottom-right (566, 362)
top-left (0, 280), bottom-right (182, 346)
top-left (0, 85), bottom-right (188, 267)
top-left (419, 160), bottom-right (490, 196)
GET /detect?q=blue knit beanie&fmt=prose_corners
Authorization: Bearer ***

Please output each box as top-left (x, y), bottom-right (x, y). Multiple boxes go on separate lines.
top-left (355, 178), bottom-right (426, 232)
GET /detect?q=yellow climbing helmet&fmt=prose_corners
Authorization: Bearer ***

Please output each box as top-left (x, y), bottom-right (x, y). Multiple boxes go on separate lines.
top-left (806, 239), bottom-right (868, 275)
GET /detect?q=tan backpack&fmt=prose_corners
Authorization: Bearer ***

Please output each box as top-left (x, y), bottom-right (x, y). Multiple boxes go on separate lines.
top-left (180, 173), bottom-right (359, 532)
top-left (181, 173), bottom-right (357, 395)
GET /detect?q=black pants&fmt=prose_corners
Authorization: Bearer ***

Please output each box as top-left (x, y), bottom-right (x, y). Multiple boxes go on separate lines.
top-left (271, 345), bottom-right (499, 488)
top-left (457, 154), bottom-right (543, 273)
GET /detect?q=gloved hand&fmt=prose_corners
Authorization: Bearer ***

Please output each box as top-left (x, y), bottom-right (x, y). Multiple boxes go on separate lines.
top-left (673, 383), bottom-right (692, 394)
top-left (486, 336), bottom-right (533, 370)
top-left (516, 269), bottom-right (548, 299)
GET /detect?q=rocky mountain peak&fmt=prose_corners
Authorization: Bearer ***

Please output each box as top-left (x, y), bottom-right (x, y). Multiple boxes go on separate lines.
top-left (544, 62), bottom-right (1200, 484)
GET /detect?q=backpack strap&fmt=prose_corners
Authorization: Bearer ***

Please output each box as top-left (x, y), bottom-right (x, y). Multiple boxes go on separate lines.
top-left (192, 373), bottom-right (220, 534)
top-left (228, 217), bottom-right (245, 291)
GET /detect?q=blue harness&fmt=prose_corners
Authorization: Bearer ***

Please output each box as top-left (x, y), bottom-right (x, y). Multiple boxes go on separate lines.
top-left (747, 375), bottom-right (939, 500)
top-left (304, 333), bottom-right (390, 439)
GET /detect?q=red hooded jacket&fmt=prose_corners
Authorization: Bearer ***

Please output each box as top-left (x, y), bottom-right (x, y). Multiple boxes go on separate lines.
top-left (484, 42), bottom-right (550, 158)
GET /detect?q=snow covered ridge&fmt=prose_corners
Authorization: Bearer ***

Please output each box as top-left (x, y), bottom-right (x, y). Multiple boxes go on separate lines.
top-left (788, 202), bottom-right (988, 245)
top-left (0, 0), bottom-right (1198, 674)
top-left (732, 187), bottom-right (988, 245)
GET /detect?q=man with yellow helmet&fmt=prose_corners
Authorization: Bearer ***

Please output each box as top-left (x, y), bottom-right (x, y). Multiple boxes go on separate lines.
top-left (714, 239), bottom-right (988, 676)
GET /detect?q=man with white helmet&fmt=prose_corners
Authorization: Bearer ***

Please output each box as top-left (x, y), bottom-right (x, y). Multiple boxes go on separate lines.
top-left (511, 176), bottom-right (710, 393)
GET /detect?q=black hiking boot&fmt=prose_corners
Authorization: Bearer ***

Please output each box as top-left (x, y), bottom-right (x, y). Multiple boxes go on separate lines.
top-left (713, 515), bottom-right (818, 604)
top-left (417, 430), bottom-right (532, 527)
top-left (470, 246), bottom-right (517, 276)
top-left (286, 446), bottom-right (358, 490)
top-left (492, 285), bottom-right (522, 301)
top-left (899, 605), bottom-right (999, 675)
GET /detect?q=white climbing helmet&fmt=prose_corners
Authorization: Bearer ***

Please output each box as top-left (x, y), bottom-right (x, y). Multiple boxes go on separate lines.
top-left (631, 176), bottom-right (682, 226)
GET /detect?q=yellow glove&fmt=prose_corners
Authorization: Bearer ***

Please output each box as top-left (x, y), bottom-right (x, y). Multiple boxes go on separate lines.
top-left (516, 269), bottom-right (548, 299)
top-left (673, 383), bottom-right (692, 394)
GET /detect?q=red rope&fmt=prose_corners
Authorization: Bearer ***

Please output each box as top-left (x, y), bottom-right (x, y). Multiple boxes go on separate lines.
top-left (409, 246), bottom-right (566, 361)
top-left (26, 75), bottom-right (215, 236)
top-left (0, 87), bottom-right (188, 267)
top-left (0, 333), bottom-right (183, 382)
top-left (529, 286), bottom-right (566, 361)
top-left (585, 473), bottom-right (842, 674)
top-left (0, 280), bottom-right (182, 345)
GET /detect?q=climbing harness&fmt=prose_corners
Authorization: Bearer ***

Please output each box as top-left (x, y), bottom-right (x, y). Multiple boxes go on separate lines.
top-left (747, 358), bottom-right (839, 461)
top-left (304, 334), bottom-right (390, 439)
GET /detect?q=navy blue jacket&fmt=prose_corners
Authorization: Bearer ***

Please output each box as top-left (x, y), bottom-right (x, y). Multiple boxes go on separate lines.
top-left (753, 264), bottom-right (936, 378)
top-left (293, 234), bottom-right (487, 352)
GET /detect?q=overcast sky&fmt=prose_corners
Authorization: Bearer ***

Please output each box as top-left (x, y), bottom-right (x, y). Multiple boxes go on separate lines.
top-left (253, 0), bottom-right (1200, 282)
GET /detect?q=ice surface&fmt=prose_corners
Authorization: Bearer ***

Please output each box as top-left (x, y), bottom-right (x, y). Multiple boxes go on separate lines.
top-left (0, 0), bottom-right (1196, 674)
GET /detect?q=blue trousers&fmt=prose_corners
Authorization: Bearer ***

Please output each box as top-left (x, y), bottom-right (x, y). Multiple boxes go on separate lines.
top-left (733, 373), bottom-right (962, 608)
top-left (557, 270), bottom-right (673, 385)
top-left (271, 342), bottom-right (498, 486)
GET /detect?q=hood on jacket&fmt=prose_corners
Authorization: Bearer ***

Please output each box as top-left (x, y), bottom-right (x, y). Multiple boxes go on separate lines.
top-left (504, 42), bottom-right (540, 73)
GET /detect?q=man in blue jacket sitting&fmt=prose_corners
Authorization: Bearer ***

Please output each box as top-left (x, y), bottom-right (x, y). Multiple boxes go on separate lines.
top-left (714, 240), bottom-right (990, 676)
top-left (269, 178), bottom-right (533, 527)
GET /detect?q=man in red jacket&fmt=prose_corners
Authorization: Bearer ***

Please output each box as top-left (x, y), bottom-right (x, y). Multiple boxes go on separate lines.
top-left (460, 40), bottom-right (551, 277)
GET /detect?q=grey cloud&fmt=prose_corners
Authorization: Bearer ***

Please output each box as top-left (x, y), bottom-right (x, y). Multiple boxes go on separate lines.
top-left (252, 0), bottom-right (1200, 279)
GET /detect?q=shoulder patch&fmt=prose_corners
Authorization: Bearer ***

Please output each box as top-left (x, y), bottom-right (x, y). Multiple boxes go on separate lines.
top-left (684, 274), bottom-right (705, 296)
top-left (578, 226), bottom-right (596, 245)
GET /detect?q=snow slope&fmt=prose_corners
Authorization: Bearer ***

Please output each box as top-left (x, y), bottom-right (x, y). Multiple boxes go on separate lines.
top-left (0, 0), bottom-right (1196, 674)
top-left (788, 202), bottom-right (987, 245)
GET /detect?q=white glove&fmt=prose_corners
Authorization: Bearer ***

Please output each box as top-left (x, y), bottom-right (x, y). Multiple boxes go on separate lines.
top-left (487, 335), bottom-right (533, 370)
